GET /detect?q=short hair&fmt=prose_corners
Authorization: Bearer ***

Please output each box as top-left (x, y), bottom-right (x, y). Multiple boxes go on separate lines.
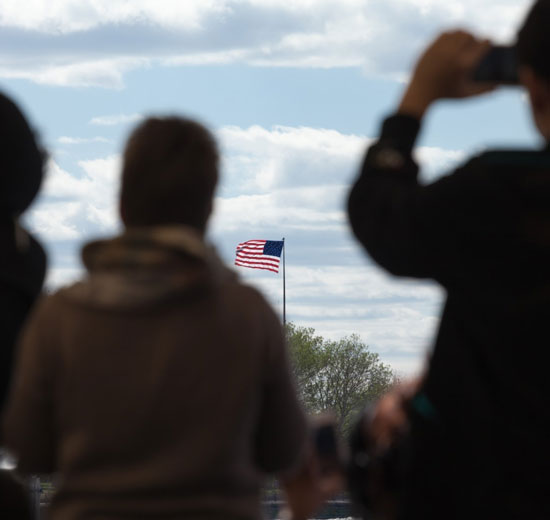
top-left (0, 92), bottom-right (44, 216)
top-left (120, 117), bottom-right (219, 230)
top-left (517, 0), bottom-right (550, 79)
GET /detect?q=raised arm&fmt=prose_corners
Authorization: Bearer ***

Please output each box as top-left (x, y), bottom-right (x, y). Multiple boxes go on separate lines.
top-left (348, 31), bottom-right (495, 282)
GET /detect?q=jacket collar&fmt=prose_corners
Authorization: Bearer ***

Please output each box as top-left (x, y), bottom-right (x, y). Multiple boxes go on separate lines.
top-left (65, 225), bottom-right (235, 309)
top-left (82, 225), bottom-right (212, 273)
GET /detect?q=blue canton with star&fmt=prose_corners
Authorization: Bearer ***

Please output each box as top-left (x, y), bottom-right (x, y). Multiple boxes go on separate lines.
top-left (263, 241), bottom-right (284, 257)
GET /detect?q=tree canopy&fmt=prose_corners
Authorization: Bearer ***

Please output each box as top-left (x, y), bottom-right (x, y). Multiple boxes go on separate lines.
top-left (286, 323), bottom-right (395, 436)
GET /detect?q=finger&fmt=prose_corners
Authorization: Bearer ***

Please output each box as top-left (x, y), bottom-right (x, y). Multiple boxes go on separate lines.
top-left (441, 29), bottom-right (476, 52)
top-left (441, 29), bottom-right (473, 41)
top-left (319, 473), bottom-right (345, 496)
top-left (461, 38), bottom-right (493, 69)
top-left (424, 29), bottom-right (471, 56)
top-left (463, 82), bottom-right (499, 97)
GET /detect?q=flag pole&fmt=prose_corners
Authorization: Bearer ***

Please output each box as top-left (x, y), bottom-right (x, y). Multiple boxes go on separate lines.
top-left (282, 237), bottom-right (286, 327)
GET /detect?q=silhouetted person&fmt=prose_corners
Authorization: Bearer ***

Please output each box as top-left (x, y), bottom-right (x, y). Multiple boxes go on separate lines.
top-left (0, 91), bottom-right (45, 519)
top-left (348, 2), bottom-right (550, 518)
top-left (0, 92), bottom-right (46, 415)
top-left (3, 117), bottom-right (306, 519)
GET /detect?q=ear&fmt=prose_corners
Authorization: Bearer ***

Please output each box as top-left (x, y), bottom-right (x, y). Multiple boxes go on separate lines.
top-left (119, 199), bottom-right (128, 227)
top-left (519, 65), bottom-right (550, 113)
top-left (200, 199), bottom-right (213, 235)
top-left (519, 65), bottom-right (550, 139)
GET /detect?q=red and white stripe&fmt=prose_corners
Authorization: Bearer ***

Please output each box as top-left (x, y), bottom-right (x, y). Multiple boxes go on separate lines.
top-left (235, 239), bottom-right (280, 273)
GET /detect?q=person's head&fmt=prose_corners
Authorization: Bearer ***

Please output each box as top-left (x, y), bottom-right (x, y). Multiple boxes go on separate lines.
top-left (517, 0), bottom-right (550, 139)
top-left (0, 92), bottom-right (44, 217)
top-left (120, 117), bottom-right (219, 233)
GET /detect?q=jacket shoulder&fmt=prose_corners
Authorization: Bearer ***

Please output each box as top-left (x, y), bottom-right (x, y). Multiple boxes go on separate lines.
top-left (472, 149), bottom-right (550, 168)
top-left (225, 279), bottom-right (274, 309)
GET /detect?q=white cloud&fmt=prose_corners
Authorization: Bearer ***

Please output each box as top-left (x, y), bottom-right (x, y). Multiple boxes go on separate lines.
top-left (0, 58), bottom-right (147, 89)
top-left (29, 156), bottom-right (120, 242)
top-left (89, 113), bottom-right (144, 126)
top-left (30, 201), bottom-right (83, 241)
top-left (0, 1), bottom-right (530, 39)
top-left (213, 190), bottom-right (346, 234)
top-left (0, 0), bottom-right (229, 34)
top-left (58, 136), bottom-right (111, 144)
top-left (45, 266), bottom-right (84, 290)
top-left (216, 124), bottom-right (463, 201)
top-left (218, 124), bottom-right (367, 193)
top-left (0, 0), bottom-right (533, 87)
top-left (248, 263), bottom-right (440, 305)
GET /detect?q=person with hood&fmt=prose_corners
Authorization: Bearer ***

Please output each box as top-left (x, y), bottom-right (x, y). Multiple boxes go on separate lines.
top-left (3, 117), bottom-right (308, 519)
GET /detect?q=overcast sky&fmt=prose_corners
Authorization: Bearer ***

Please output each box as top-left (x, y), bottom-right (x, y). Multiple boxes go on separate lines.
top-left (1, 0), bottom-right (538, 375)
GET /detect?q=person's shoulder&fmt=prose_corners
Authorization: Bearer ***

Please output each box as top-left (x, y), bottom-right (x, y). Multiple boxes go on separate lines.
top-left (223, 277), bottom-right (273, 308)
top-left (220, 276), bottom-right (282, 325)
top-left (217, 279), bottom-right (285, 354)
top-left (29, 289), bottom-right (70, 318)
top-left (24, 284), bottom-right (88, 328)
top-left (444, 148), bottom-right (550, 187)
top-left (468, 148), bottom-right (550, 168)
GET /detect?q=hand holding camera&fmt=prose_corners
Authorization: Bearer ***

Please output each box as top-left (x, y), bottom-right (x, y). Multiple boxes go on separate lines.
top-left (398, 31), bottom-right (500, 118)
top-left (281, 384), bottom-right (422, 520)
top-left (279, 414), bottom-right (345, 520)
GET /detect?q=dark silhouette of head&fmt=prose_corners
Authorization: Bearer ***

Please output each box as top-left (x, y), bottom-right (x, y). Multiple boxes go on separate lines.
top-left (0, 92), bottom-right (44, 216)
top-left (517, 0), bottom-right (550, 79)
top-left (516, 1), bottom-right (550, 140)
top-left (120, 117), bottom-right (219, 233)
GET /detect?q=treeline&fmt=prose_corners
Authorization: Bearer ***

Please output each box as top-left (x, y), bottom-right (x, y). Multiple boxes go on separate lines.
top-left (285, 323), bottom-right (395, 436)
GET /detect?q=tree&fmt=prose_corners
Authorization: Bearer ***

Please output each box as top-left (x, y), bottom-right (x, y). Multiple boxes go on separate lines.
top-left (285, 323), bottom-right (325, 401)
top-left (286, 323), bottom-right (395, 436)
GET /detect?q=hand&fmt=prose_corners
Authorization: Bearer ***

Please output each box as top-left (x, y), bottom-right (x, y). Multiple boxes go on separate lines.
top-left (280, 442), bottom-right (344, 520)
top-left (398, 30), bottom-right (496, 118)
top-left (365, 378), bottom-right (420, 452)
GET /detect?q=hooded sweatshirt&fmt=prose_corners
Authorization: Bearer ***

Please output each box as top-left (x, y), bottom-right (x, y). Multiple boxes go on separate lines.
top-left (3, 226), bottom-right (306, 520)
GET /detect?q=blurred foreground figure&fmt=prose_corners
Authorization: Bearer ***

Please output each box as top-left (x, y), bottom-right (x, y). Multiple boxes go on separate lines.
top-left (0, 91), bottom-right (45, 415)
top-left (0, 91), bottom-right (44, 519)
top-left (3, 117), bottom-right (306, 519)
top-left (348, 1), bottom-right (550, 519)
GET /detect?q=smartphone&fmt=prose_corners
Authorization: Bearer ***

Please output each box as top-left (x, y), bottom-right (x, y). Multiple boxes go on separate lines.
top-left (472, 45), bottom-right (519, 85)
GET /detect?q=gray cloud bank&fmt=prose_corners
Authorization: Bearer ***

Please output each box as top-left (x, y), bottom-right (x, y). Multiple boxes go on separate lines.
top-left (0, 0), bottom-right (533, 88)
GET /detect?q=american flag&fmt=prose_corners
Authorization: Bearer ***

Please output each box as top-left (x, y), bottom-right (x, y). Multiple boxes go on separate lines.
top-left (235, 239), bottom-right (284, 273)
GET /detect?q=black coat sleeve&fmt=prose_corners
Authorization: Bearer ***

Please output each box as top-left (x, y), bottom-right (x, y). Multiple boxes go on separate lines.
top-left (348, 114), bottom-right (483, 286)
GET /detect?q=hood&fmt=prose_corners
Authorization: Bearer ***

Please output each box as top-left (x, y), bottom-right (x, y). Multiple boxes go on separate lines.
top-left (62, 225), bottom-right (236, 309)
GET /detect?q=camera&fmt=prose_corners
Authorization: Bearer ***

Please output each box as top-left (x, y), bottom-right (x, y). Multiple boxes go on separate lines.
top-left (472, 45), bottom-right (519, 85)
top-left (312, 407), bottom-right (409, 519)
top-left (312, 419), bottom-right (343, 475)
top-left (346, 406), bottom-right (410, 519)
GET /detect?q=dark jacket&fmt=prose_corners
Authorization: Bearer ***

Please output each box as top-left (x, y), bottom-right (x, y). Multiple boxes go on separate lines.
top-left (0, 218), bottom-right (45, 413)
top-left (348, 114), bottom-right (550, 519)
top-left (3, 226), bottom-right (306, 520)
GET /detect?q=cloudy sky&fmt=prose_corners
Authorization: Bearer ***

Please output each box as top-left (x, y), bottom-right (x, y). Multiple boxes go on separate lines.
top-left (1, 0), bottom-right (539, 375)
